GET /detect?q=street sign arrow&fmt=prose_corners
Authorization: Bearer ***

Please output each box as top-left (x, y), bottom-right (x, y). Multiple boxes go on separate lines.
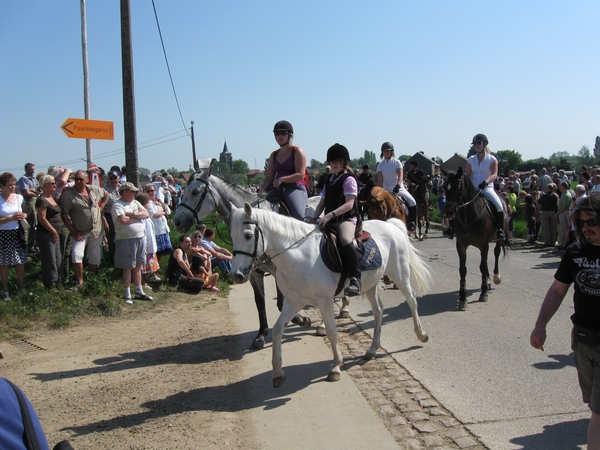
top-left (61, 118), bottom-right (114, 140)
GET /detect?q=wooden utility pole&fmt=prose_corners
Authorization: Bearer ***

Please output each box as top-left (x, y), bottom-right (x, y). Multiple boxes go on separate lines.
top-left (120, 0), bottom-right (139, 186)
top-left (80, 0), bottom-right (92, 168)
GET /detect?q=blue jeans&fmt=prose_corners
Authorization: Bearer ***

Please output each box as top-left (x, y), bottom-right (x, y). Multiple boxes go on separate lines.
top-left (212, 257), bottom-right (232, 275)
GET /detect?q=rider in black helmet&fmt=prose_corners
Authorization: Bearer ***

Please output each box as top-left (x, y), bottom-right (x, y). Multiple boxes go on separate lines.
top-left (443, 134), bottom-right (505, 241)
top-left (311, 144), bottom-right (362, 296)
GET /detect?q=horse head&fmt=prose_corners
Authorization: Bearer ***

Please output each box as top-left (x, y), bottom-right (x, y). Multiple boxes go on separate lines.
top-left (230, 203), bottom-right (267, 284)
top-left (442, 166), bottom-right (479, 220)
top-left (172, 169), bottom-right (213, 232)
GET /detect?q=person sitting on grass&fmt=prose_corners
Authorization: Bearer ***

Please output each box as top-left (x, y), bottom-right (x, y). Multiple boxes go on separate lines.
top-left (167, 236), bottom-right (204, 293)
top-left (197, 224), bottom-right (232, 275)
top-left (183, 237), bottom-right (219, 292)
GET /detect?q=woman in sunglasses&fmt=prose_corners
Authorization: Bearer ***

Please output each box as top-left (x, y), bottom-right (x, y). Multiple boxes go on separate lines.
top-left (35, 175), bottom-right (63, 288)
top-left (260, 120), bottom-right (309, 220)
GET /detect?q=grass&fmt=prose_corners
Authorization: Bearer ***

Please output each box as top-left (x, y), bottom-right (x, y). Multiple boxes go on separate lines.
top-left (0, 211), bottom-right (233, 342)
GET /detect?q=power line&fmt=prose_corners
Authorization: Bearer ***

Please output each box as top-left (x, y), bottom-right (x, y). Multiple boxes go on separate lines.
top-left (152, 0), bottom-right (188, 134)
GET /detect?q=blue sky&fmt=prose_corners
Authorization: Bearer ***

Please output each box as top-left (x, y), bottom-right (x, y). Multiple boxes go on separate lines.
top-left (1, 1), bottom-right (599, 176)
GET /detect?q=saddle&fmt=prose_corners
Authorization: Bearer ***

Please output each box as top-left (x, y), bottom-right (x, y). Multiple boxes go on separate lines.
top-left (323, 224), bottom-right (370, 272)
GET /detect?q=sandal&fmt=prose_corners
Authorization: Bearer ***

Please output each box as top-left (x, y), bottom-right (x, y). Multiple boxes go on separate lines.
top-left (208, 286), bottom-right (219, 292)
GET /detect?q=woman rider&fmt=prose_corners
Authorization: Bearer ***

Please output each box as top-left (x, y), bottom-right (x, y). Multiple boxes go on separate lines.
top-left (311, 144), bottom-right (361, 297)
top-left (443, 133), bottom-right (506, 241)
top-left (376, 141), bottom-right (417, 230)
top-left (260, 120), bottom-right (308, 220)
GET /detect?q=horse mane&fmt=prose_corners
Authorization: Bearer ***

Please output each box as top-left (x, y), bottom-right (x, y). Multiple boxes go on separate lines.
top-left (191, 170), bottom-right (268, 203)
top-left (249, 207), bottom-right (318, 243)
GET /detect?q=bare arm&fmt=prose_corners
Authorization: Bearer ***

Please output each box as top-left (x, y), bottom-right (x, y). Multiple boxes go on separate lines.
top-left (530, 279), bottom-right (570, 351)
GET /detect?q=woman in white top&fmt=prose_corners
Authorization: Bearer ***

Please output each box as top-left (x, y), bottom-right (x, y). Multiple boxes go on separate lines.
top-left (0, 172), bottom-right (28, 300)
top-left (444, 134), bottom-right (505, 241)
top-left (376, 141), bottom-right (417, 230)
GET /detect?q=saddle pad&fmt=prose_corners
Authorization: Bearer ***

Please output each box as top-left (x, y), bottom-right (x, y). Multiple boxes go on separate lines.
top-left (320, 236), bottom-right (382, 273)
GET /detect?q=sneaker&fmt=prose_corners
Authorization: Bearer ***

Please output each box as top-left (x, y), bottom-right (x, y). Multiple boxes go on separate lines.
top-left (3, 292), bottom-right (10, 302)
top-left (344, 277), bottom-right (361, 297)
top-left (150, 274), bottom-right (161, 282)
top-left (134, 293), bottom-right (153, 301)
top-left (124, 297), bottom-right (133, 305)
top-left (443, 227), bottom-right (454, 239)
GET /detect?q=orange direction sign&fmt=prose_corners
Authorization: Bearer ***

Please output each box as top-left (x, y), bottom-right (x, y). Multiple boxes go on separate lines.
top-left (61, 118), bottom-right (114, 140)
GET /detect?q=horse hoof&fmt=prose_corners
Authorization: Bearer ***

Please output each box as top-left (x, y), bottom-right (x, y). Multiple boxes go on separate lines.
top-left (339, 309), bottom-right (350, 319)
top-left (326, 372), bottom-right (341, 382)
top-left (479, 294), bottom-right (488, 302)
top-left (423, 233), bottom-right (428, 239)
top-left (315, 325), bottom-right (327, 336)
top-left (291, 315), bottom-right (311, 328)
top-left (419, 332), bottom-right (429, 343)
top-left (249, 338), bottom-right (265, 351)
top-left (419, 236), bottom-right (424, 241)
top-left (458, 300), bottom-right (467, 311)
top-left (493, 274), bottom-right (502, 285)
top-left (363, 351), bottom-right (376, 360)
top-left (382, 275), bottom-right (393, 285)
top-left (273, 375), bottom-right (286, 388)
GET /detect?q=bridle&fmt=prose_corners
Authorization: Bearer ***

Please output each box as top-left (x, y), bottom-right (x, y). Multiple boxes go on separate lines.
top-left (177, 176), bottom-right (218, 225)
top-left (232, 220), bottom-right (321, 270)
top-left (444, 175), bottom-right (486, 225)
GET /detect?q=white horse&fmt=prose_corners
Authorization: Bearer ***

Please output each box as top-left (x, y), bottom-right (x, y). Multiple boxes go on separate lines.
top-left (230, 203), bottom-right (433, 388)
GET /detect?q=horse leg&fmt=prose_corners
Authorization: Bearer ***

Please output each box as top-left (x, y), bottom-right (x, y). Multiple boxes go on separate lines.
top-left (248, 270), bottom-right (269, 350)
top-left (317, 298), bottom-right (343, 382)
top-left (424, 211), bottom-right (430, 239)
top-left (394, 274), bottom-right (428, 343)
top-left (364, 287), bottom-right (383, 359)
top-left (272, 301), bottom-right (302, 388)
top-left (457, 243), bottom-right (468, 311)
top-left (277, 283), bottom-right (311, 329)
top-left (479, 244), bottom-right (490, 302)
top-left (339, 296), bottom-right (350, 318)
top-left (493, 242), bottom-right (502, 285)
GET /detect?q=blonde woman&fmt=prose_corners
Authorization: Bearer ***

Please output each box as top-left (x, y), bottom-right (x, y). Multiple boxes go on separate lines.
top-left (35, 175), bottom-right (63, 288)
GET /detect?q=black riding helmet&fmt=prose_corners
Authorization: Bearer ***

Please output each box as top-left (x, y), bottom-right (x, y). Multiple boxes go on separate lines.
top-left (380, 141), bottom-right (395, 158)
top-left (327, 143), bottom-right (350, 162)
top-left (273, 120), bottom-right (293, 134)
top-left (472, 134), bottom-right (488, 145)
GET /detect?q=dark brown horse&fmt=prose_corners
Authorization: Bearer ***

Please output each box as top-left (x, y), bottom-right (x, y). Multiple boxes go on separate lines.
top-left (410, 175), bottom-right (431, 241)
top-left (442, 167), bottom-right (510, 310)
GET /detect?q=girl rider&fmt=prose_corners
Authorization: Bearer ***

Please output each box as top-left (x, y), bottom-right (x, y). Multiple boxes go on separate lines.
top-left (261, 120), bottom-right (308, 220)
top-left (376, 141), bottom-right (417, 230)
top-left (311, 144), bottom-right (361, 297)
top-left (443, 133), bottom-right (506, 241)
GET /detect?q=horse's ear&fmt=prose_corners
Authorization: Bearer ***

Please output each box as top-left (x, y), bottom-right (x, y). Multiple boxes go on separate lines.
top-left (457, 166), bottom-right (464, 177)
top-left (244, 202), bottom-right (253, 217)
top-left (207, 159), bottom-right (216, 177)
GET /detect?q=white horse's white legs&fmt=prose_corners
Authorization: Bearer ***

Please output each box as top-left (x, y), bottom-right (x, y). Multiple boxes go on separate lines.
top-left (364, 286), bottom-right (383, 359)
top-left (391, 269), bottom-right (429, 343)
top-left (339, 297), bottom-right (350, 318)
top-left (272, 301), bottom-right (302, 388)
top-left (317, 298), bottom-right (343, 382)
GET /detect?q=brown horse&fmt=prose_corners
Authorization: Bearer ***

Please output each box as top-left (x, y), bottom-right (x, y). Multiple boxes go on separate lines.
top-left (359, 179), bottom-right (408, 223)
top-left (442, 167), bottom-right (510, 310)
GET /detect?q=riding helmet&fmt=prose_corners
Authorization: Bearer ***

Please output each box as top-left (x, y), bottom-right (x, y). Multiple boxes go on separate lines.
top-left (327, 143), bottom-right (350, 162)
top-left (472, 134), bottom-right (488, 145)
top-left (273, 120), bottom-right (294, 134)
top-left (381, 141), bottom-right (394, 152)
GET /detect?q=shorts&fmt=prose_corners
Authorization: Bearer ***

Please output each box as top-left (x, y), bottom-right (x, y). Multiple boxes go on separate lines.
top-left (571, 327), bottom-right (600, 413)
top-left (71, 231), bottom-right (104, 265)
top-left (114, 237), bottom-right (146, 269)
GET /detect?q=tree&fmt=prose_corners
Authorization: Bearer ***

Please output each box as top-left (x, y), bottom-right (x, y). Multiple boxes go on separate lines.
top-left (577, 145), bottom-right (594, 167)
top-left (232, 159), bottom-right (249, 175)
top-left (310, 159), bottom-right (323, 169)
top-left (166, 167), bottom-right (182, 177)
top-left (494, 150), bottom-right (523, 176)
top-left (138, 167), bottom-right (151, 181)
top-left (213, 162), bottom-right (231, 179)
top-left (594, 136), bottom-right (600, 161)
top-left (230, 174), bottom-right (248, 186)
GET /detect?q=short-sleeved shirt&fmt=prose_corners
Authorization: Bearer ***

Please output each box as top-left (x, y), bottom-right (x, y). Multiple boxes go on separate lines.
top-left (554, 241), bottom-right (600, 329)
top-left (538, 192), bottom-right (559, 212)
top-left (377, 158), bottom-right (402, 192)
top-left (111, 199), bottom-right (145, 240)
top-left (17, 174), bottom-right (38, 198)
top-left (35, 196), bottom-right (62, 232)
top-left (103, 183), bottom-right (121, 214)
top-left (559, 191), bottom-right (572, 211)
top-left (0, 194), bottom-right (22, 231)
top-left (60, 185), bottom-right (106, 237)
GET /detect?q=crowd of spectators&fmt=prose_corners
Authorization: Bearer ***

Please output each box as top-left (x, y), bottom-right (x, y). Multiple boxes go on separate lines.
top-left (0, 162), bottom-right (223, 303)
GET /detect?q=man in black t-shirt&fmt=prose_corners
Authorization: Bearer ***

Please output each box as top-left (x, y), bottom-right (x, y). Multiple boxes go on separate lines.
top-left (531, 192), bottom-right (600, 448)
top-left (316, 166), bottom-right (331, 195)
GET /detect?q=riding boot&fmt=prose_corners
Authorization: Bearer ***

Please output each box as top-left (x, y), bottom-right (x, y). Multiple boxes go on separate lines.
top-left (443, 219), bottom-right (454, 239)
top-left (494, 210), bottom-right (506, 242)
top-left (408, 205), bottom-right (417, 231)
top-left (341, 244), bottom-right (361, 297)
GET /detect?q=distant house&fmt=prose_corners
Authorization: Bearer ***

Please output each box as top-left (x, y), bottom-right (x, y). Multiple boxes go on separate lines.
top-left (441, 153), bottom-right (468, 174)
top-left (246, 169), bottom-right (265, 180)
top-left (403, 152), bottom-right (439, 176)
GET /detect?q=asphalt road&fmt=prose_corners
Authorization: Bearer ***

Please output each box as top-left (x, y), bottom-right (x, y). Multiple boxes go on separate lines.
top-left (348, 228), bottom-right (590, 449)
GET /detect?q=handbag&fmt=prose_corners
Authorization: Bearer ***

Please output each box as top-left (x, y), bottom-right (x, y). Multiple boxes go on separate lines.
top-left (16, 195), bottom-right (28, 248)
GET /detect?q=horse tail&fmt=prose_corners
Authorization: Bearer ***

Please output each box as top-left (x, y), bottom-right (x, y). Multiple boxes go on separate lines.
top-left (388, 218), bottom-right (434, 297)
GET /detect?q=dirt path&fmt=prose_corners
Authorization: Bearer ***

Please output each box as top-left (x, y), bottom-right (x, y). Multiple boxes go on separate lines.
top-left (0, 292), bottom-right (261, 449)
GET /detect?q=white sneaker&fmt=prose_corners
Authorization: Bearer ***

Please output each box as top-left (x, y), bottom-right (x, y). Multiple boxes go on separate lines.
top-left (124, 296), bottom-right (133, 305)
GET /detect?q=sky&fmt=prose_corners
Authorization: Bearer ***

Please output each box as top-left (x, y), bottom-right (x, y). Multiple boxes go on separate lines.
top-left (1, 1), bottom-right (599, 176)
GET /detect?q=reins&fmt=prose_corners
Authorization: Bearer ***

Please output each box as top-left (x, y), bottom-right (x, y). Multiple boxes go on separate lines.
top-left (445, 176), bottom-right (488, 227)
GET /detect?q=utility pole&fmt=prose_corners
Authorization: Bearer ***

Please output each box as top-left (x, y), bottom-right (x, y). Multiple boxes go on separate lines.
top-left (80, 0), bottom-right (92, 168)
top-left (190, 121), bottom-right (197, 170)
top-left (120, 0), bottom-right (139, 186)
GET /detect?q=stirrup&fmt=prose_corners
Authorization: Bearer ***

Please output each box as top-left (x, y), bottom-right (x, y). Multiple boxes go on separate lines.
top-left (344, 277), bottom-right (361, 297)
top-left (443, 227), bottom-right (454, 240)
top-left (495, 229), bottom-right (505, 242)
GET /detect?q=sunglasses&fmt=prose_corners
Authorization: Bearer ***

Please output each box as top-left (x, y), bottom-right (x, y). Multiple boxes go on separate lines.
top-left (274, 131), bottom-right (288, 137)
top-left (146, 189), bottom-right (155, 192)
top-left (74, 178), bottom-right (85, 182)
top-left (474, 140), bottom-right (486, 145)
top-left (578, 218), bottom-right (599, 228)
top-left (109, 176), bottom-right (118, 180)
